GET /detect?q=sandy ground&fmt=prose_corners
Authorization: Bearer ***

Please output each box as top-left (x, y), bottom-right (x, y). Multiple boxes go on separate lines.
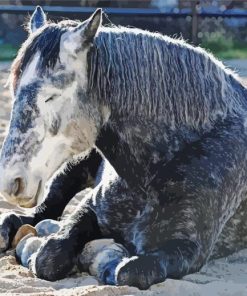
top-left (0, 62), bottom-right (247, 295)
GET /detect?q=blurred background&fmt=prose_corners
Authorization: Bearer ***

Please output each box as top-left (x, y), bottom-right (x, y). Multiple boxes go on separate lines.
top-left (0, 0), bottom-right (246, 66)
top-left (0, 0), bottom-right (246, 64)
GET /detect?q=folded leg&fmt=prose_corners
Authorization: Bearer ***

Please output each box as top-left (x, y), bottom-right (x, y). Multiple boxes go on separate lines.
top-left (90, 116), bottom-right (247, 289)
top-left (0, 149), bottom-right (102, 252)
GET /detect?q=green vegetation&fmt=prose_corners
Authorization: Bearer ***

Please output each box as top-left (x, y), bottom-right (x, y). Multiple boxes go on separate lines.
top-left (201, 32), bottom-right (247, 60)
top-left (0, 33), bottom-right (246, 62)
top-left (0, 44), bottom-right (18, 61)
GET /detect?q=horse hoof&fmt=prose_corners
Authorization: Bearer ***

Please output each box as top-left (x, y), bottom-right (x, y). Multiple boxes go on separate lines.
top-left (101, 258), bottom-right (121, 285)
top-left (15, 234), bottom-right (43, 267)
top-left (35, 219), bottom-right (61, 237)
top-left (0, 227), bottom-right (9, 253)
top-left (78, 239), bottom-right (129, 282)
top-left (90, 242), bottom-right (129, 277)
top-left (78, 239), bottom-right (115, 271)
top-left (12, 224), bottom-right (37, 248)
top-left (14, 220), bottom-right (60, 268)
top-left (0, 212), bottom-right (23, 253)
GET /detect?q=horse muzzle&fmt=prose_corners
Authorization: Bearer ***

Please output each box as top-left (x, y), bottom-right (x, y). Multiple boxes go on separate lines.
top-left (0, 168), bottom-right (42, 208)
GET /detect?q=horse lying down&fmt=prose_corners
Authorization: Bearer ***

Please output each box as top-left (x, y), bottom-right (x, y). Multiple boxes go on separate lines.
top-left (0, 6), bottom-right (247, 290)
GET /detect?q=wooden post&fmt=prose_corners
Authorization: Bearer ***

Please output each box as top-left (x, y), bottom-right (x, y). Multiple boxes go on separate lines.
top-left (191, 0), bottom-right (199, 45)
top-left (178, 0), bottom-right (183, 11)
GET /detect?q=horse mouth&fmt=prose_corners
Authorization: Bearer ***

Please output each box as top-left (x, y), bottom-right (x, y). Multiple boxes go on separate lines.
top-left (18, 180), bottom-right (42, 208)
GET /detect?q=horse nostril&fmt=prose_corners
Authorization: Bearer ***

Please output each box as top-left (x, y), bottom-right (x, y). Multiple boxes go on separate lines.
top-left (12, 177), bottom-right (25, 196)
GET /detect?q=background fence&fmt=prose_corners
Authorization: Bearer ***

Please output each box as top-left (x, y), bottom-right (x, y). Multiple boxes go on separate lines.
top-left (0, 0), bottom-right (246, 60)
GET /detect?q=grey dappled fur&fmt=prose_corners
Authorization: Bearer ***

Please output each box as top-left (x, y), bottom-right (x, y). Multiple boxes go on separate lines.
top-left (2, 12), bottom-right (247, 289)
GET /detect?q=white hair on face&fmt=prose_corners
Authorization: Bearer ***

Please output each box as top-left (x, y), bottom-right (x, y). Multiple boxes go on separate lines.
top-left (18, 52), bottom-right (40, 89)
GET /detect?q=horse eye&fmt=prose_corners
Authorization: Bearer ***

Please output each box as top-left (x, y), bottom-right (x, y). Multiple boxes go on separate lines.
top-left (45, 96), bottom-right (55, 103)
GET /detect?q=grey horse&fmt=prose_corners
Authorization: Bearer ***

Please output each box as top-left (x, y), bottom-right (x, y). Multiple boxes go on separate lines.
top-left (0, 6), bottom-right (247, 289)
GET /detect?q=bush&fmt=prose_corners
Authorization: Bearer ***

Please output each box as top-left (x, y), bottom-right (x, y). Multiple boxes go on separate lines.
top-left (201, 32), bottom-right (247, 59)
top-left (0, 44), bottom-right (18, 61)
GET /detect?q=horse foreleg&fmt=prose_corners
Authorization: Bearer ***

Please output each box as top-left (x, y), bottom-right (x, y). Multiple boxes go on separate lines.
top-left (29, 194), bottom-right (102, 281)
top-left (32, 148), bottom-right (102, 223)
top-left (0, 149), bottom-right (102, 253)
top-left (98, 116), bottom-right (247, 289)
top-left (99, 239), bottom-right (199, 289)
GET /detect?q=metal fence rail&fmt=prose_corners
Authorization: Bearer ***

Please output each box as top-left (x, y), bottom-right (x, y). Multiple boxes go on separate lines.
top-left (0, 5), bottom-right (247, 18)
top-left (0, 3), bottom-right (246, 45)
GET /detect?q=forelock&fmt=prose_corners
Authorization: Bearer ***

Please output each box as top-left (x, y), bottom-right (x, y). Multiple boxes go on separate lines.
top-left (10, 20), bottom-right (79, 93)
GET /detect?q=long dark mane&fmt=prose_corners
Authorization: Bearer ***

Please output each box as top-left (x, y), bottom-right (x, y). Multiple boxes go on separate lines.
top-left (10, 21), bottom-right (247, 129)
top-left (88, 27), bottom-right (247, 128)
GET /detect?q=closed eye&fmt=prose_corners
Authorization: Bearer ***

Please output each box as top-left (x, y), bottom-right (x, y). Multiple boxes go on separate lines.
top-left (45, 95), bottom-right (57, 103)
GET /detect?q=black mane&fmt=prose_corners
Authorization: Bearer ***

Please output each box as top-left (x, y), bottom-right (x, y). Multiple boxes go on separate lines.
top-left (11, 21), bottom-right (78, 91)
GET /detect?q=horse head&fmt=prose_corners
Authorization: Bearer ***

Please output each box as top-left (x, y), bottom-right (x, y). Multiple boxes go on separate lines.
top-left (0, 7), bottom-right (105, 207)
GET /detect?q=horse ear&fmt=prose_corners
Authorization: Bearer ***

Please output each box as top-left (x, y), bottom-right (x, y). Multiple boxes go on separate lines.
top-left (82, 8), bottom-right (102, 43)
top-left (62, 8), bottom-right (102, 56)
top-left (29, 6), bottom-right (47, 33)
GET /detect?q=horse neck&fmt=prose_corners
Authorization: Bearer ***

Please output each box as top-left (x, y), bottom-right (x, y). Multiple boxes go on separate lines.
top-left (95, 123), bottom-right (147, 190)
top-left (95, 115), bottom-right (202, 192)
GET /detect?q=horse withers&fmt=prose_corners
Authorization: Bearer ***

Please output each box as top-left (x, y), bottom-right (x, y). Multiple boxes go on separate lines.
top-left (0, 6), bottom-right (247, 289)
